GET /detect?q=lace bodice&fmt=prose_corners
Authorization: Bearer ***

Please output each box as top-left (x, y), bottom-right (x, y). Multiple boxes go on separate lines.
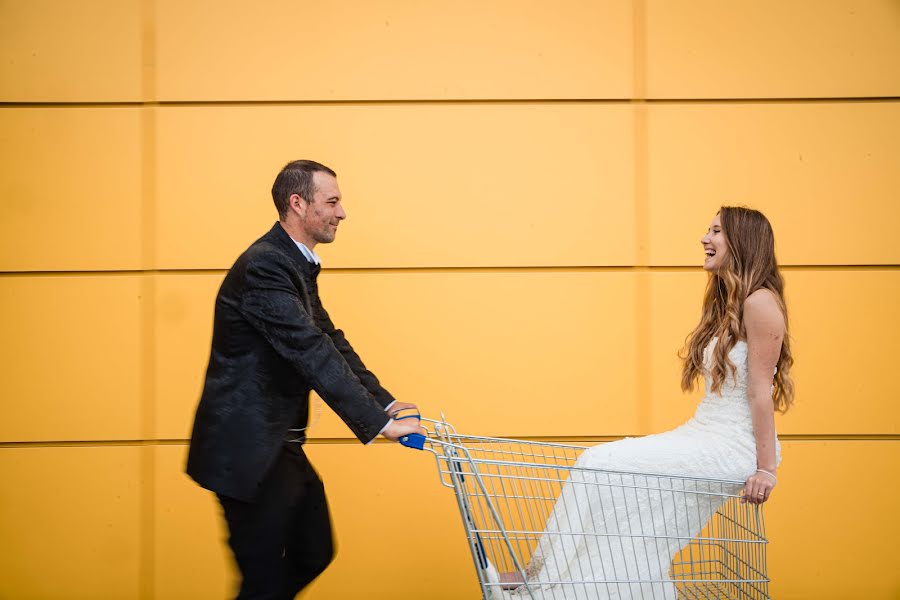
top-left (692, 337), bottom-right (754, 433)
top-left (702, 336), bottom-right (748, 396)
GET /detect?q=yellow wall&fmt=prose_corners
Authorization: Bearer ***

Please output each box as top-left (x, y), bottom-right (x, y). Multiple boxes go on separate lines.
top-left (2, 1), bottom-right (899, 598)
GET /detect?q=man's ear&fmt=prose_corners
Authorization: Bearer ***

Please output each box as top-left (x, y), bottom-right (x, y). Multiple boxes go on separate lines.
top-left (289, 193), bottom-right (307, 218)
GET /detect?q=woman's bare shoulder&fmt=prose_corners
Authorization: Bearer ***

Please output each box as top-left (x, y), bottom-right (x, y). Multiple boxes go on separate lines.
top-left (744, 289), bottom-right (784, 334)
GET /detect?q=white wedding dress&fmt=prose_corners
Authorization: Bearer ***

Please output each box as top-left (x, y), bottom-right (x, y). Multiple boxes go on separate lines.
top-left (505, 338), bottom-right (781, 600)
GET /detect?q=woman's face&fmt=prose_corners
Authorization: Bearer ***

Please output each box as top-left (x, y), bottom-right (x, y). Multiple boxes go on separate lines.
top-left (701, 214), bottom-right (729, 271)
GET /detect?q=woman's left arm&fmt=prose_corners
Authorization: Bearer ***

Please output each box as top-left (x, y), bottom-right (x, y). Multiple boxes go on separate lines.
top-left (743, 289), bottom-right (785, 504)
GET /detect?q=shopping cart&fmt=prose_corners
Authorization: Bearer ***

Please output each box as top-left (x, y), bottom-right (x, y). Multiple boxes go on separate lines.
top-left (400, 416), bottom-right (770, 600)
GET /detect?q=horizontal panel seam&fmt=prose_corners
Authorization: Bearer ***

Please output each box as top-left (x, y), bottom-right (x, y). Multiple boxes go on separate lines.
top-left (2, 265), bottom-right (899, 277)
top-left (1, 97), bottom-right (900, 109)
top-left (2, 434), bottom-right (898, 448)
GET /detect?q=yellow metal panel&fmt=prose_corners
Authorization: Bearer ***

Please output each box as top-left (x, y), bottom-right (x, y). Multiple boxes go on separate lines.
top-left (645, 271), bottom-right (707, 433)
top-left (0, 446), bottom-right (142, 599)
top-left (647, 102), bottom-right (900, 265)
top-left (312, 270), bottom-right (640, 438)
top-left (152, 440), bottom-right (900, 600)
top-left (303, 442), bottom-right (481, 599)
top-left (767, 440), bottom-right (900, 598)
top-left (0, 0), bottom-right (142, 102)
top-left (155, 270), bottom-right (641, 440)
top-left (645, 270), bottom-right (900, 435)
top-left (0, 275), bottom-right (143, 442)
top-left (153, 442), bottom-right (480, 600)
top-left (153, 445), bottom-right (234, 600)
top-left (0, 108), bottom-right (144, 271)
top-left (155, 104), bottom-right (635, 269)
top-left (155, 273), bottom-right (223, 440)
top-left (155, 0), bottom-right (632, 101)
top-left (782, 269), bottom-right (900, 434)
top-left (645, 0), bottom-right (900, 98)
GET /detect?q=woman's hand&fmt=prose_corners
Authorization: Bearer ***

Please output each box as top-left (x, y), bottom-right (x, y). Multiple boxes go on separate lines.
top-left (743, 469), bottom-right (776, 504)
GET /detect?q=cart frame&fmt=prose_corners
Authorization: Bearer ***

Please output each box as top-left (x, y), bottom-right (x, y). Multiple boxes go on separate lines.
top-left (402, 416), bottom-right (770, 600)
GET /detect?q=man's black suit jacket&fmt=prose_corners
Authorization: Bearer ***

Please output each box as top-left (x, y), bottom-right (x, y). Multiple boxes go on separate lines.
top-left (187, 222), bottom-right (394, 502)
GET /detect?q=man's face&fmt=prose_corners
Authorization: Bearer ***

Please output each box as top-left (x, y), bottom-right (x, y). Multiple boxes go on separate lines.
top-left (293, 172), bottom-right (346, 246)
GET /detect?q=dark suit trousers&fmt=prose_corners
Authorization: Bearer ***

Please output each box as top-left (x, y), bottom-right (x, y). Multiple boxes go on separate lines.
top-left (217, 444), bottom-right (335, 600)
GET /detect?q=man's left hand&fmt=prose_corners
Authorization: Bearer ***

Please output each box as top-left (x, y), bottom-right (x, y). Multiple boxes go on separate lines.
top-left (387, 402), bottom-right (418, 418)
top-left (381, 417), bottom-right (426, 442)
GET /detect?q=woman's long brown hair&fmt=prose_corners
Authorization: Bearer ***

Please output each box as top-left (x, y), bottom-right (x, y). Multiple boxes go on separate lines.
top-left (680, 206), bottom-right (794, 412)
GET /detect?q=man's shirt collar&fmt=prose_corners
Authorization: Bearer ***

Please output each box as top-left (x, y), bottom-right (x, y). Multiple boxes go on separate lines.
top-left (292, 240), bottom-right (321, 266)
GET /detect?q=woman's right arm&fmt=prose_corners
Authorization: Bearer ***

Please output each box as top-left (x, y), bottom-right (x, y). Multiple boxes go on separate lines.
top-left (742, 288), bottom-right (784, 504)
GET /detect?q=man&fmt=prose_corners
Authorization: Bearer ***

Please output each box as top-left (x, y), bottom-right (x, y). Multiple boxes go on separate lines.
top-left (187, 160), bottom-right (424, 599)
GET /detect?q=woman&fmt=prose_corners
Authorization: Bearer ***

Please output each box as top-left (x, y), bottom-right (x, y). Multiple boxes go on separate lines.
top-left (508, 206), bottom-right (794, 599)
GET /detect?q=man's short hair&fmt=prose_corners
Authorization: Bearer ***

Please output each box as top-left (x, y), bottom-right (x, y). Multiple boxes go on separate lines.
top-left (271, 160), bottom-right (337, 218)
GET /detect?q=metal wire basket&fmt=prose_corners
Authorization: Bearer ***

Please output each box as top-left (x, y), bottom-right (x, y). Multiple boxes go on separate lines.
top-left (401, 416), bottom-right (769, 600)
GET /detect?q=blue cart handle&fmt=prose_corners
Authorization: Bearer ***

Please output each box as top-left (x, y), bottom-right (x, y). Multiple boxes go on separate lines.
top-left (399, 433), bottom-right (427, 450)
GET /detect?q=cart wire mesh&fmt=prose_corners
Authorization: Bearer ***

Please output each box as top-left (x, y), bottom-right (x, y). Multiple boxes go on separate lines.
top-left (408, 417), bottom-right (770, 600)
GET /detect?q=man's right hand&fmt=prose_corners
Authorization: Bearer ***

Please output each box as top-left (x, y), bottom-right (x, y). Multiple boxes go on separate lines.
top-left (381, 417), bottom-right (426, 442)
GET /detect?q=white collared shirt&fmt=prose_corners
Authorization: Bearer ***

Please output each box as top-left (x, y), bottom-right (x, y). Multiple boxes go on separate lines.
top-left (292, 240), bottom-right (321, 265)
